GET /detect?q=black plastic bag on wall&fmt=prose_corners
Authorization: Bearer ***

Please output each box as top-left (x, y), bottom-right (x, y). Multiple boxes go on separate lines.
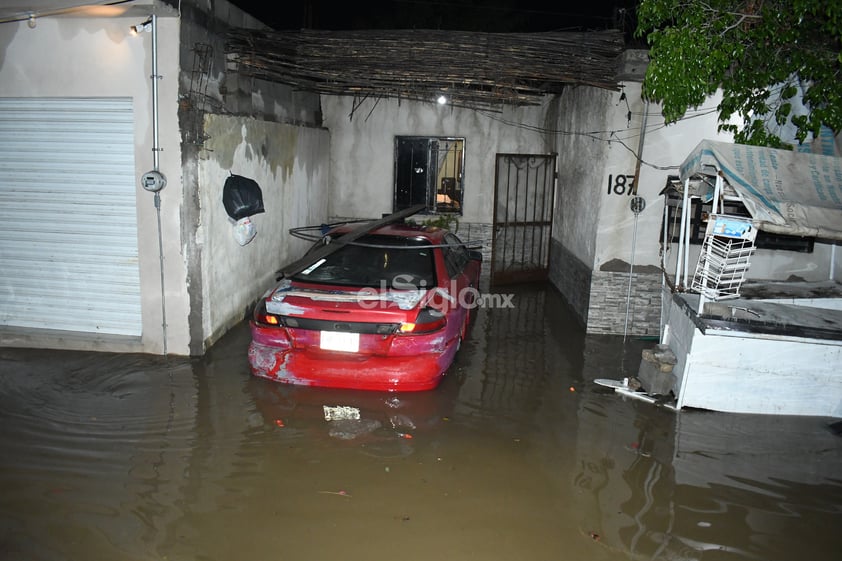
top-left (223, 173), bottom-right (265, 220)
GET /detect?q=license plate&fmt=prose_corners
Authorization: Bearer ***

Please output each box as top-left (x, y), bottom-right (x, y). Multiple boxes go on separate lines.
top-left (320, 331), bottom-right (359, 352)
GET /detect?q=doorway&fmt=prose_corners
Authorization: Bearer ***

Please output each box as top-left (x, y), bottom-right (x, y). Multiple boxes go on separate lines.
top-left (491, 153), bottom-right (557, 286)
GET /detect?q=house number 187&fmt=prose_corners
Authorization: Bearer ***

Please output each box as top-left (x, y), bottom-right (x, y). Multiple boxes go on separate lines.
top-left (607, 174), bottom-right (635, 195)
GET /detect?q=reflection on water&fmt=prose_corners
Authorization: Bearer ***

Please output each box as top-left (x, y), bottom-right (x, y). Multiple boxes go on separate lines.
top-left (1, 285), bottom-right (840, 561)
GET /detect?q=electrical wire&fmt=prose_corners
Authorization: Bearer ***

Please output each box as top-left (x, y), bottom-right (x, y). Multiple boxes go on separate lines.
top-left (475, 102), bottom-right (720, 171)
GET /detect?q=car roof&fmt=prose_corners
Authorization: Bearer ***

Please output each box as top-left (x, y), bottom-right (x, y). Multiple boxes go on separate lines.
top-left (329, 221), bottom-right (449, 243)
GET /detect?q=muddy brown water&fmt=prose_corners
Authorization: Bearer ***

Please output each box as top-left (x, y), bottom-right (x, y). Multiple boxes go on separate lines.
top-left (1, 285), bottom-right (841, 561)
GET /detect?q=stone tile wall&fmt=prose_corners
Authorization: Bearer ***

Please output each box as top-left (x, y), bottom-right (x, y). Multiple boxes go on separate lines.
top-left (549, 238), bottom-right (663, 335)
top-left (587, 270), bottom-right (663, 336)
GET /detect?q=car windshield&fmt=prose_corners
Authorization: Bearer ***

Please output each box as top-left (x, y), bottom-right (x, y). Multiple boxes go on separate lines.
top-left (292, 234), bottom-right (437, 289)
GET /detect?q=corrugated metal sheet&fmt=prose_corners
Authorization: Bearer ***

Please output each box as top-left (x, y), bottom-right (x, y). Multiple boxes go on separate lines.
top-left (0, 98), bottom-right (142, 336)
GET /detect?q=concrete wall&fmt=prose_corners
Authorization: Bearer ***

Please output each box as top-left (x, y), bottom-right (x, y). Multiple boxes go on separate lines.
top-left (549, 78), bottom-right (839, 335)
top-left (320, 95), bottom-right (560, 224)
top-left (174, 0), bottom-right (326, 354)
top-left (553, 86), bottom-right (613, 269)
top-left (0, 3), bottom-right (188, 353)
top-left (586, 81), bottom-right (729, 335)
top-left (549, 79), bottom-right (732, 334)
top-left (0, 0), bottom-right (327, 356)
top-left (549, 85), bottom-right (616, 326)
top-left (175, 0), bottom-right (321, 127)
top-left (198, 116), bottom-right (329, 348)
top-left (320, 95), bottom-right (562, 295)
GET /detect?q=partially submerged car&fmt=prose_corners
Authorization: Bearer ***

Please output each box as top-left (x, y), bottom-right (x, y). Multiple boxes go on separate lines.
top-left (248, 221), bottom-right (482, 391)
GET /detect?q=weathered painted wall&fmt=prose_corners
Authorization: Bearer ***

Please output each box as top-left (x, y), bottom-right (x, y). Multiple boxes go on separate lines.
top-left (0, 0), bottom-right (326, 356)
top-left (594, 83), bottom-right (709, 271)
top-left (198, 116), bottom-right (329, 347)
top-left (584, 81), bottom-right (729, 335)
top-left (175, 0), bottom-right (324, 354)
top-left (0, 6), bottom-right (187, 353)
top-left (320, 95), bottom-right (558, 224)
top-left (549, 77), bottom-right (839, 335)
top-left (176, 0), bottom-right (321, 127)
top-left (595, 83), bottom-right (837, 284)
top-left (553, 86), bottom-right (614, 269)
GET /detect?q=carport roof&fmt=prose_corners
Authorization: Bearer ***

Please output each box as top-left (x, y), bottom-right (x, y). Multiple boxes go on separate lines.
top-left (225, 28), bottom-right (626, 112)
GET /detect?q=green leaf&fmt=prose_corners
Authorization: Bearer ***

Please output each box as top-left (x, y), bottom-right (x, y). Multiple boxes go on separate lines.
top-left (635, 0), bottom-right (842, 147)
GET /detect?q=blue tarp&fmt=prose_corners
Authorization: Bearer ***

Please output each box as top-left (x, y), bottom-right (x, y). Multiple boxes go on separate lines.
top-left (679, 140), bottom-right (842, 240)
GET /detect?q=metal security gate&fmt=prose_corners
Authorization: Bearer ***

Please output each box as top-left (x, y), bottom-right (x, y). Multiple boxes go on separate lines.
top-left (0, 98), bottom-right (142, 336)
top-left (491, 153), bottom-right (556, 286)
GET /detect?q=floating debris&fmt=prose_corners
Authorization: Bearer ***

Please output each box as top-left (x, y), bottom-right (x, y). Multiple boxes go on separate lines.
top-left (319, 490), bottom-right (351, 498)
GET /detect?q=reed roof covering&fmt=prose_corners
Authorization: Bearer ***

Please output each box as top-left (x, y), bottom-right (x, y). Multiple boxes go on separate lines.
top-left (225, 28), bottom-right (626, 112)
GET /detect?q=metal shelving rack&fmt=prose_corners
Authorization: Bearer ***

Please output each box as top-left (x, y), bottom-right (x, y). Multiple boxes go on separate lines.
top-left (692, 213), bottom-right (757, 311)
top-left (692, 235), bottom-right (755, 300)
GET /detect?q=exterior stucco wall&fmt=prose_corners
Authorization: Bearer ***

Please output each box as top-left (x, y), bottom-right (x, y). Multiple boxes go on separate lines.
top-left (549, 81), bottom-right (732, 334)
top-left (0, 0), bottom-right (326, 356)
top-left (549, 86), bottom-right (615, 325)
top-left (175, 0), bottom-right (324, 354)
top-left (550, 78), bottom-right (837, 335)
top-left (0, 8), bottom-right (188, 353)
top-left (320, 95), bottom-right (559, 225)
top-left (592, 82), bottom-right (725, 273)
top-left (553, 86), bottom-right (613, 269)
top-left (198, 116), bottom-right (329, 348)
top-left (320, 95), bottom-right (560, 297)
top-left (590, 81), bottom-right (729, 335)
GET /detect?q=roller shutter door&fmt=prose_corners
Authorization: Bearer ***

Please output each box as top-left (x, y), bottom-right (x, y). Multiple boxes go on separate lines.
top-left (0, 98), bottom-right (142, 336)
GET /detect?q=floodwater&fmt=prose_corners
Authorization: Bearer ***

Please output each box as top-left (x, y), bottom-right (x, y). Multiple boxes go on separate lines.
top-left (1, 285), bottom-right (841, 561)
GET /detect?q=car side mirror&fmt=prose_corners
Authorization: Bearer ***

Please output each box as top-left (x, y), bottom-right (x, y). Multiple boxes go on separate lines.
top-left (469, 249), bottom-right (483, 262)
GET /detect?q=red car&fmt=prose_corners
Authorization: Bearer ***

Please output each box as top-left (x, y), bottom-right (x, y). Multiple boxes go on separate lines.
top-left (248, 221), bottom-right (482, 391)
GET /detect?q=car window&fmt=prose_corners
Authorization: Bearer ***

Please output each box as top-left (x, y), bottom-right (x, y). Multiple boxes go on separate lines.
top-left (293, 234), bottom-right (437, 289)
top-left (443, 233), bottom-right (469, 277)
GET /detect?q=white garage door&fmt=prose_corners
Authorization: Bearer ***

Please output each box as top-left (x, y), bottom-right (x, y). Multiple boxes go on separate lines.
top-left (0, 98), bottom-right (142, 336)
